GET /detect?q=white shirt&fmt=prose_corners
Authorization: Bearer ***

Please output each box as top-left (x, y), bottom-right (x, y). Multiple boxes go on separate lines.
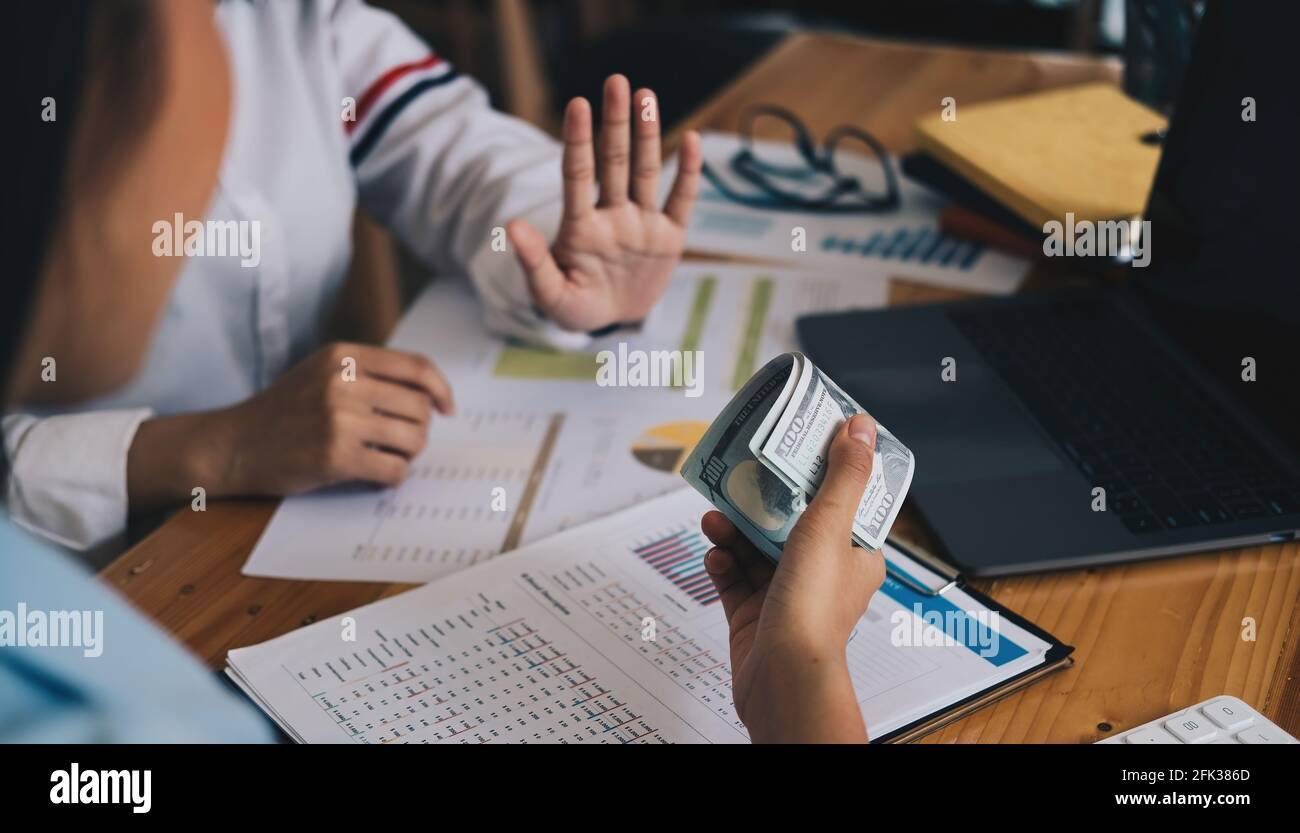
top-left (4, 0), bottom-right (583, 553)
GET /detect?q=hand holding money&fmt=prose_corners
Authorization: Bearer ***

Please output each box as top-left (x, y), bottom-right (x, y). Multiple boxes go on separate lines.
top-left (680, 352), bottom-right (916, 560)
top-left (699, 413), bottom-right (886, 743)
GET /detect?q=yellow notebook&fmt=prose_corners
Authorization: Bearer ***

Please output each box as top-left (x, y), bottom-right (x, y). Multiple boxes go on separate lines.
top-left (915, 83), bottom-right (1167, 228)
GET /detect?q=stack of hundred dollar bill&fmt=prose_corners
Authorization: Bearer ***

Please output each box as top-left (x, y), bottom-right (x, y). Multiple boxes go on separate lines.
top-left (681, 352), bottom-right (915, 560)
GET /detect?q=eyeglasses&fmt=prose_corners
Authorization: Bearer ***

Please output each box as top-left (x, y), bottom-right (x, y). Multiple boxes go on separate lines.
top-left (701, 105), bottom-right (901, 214)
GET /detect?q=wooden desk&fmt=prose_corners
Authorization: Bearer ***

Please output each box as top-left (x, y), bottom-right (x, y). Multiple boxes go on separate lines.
top-left (101, 32), bottom-right (1300, 742)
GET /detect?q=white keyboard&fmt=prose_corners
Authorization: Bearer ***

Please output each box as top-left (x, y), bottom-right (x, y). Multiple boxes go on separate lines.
top-left (1097, 695), bottom-right (1298, 744)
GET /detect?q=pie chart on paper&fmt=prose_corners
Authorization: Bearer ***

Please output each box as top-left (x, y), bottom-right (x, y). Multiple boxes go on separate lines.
top-left (631, 421), bottom-right (710, 474)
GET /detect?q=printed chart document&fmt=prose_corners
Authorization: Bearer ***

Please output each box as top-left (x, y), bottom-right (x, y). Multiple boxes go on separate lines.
top-left (228, 490), bottom-right (1062, 744)
top-left (243, 263), bottom-right (890, 583)
top-left (662, 133), bottom-right (1031, 294)
top-left (243, 409), bottom-right (565, 582)
top-left (242, 406), bottom-right (694, 583)
top-left (385, 261), bottom-right (890, 408)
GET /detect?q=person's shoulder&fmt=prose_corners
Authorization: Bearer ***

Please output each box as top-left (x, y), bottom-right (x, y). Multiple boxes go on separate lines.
top-left (215, 0), bottom-right (340, 40)
top-left (0, 516), bottom-right (86, 586)
top-left (0, 515), bottom-right (277, 743)
top-left (0, 516), bottom-right (136, 622)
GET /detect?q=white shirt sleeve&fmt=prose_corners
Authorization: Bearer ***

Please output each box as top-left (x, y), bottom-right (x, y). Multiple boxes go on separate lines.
top-left (3, 410), bottom-right (153, 552)
top-left (326, 0), bottom-right (589, 350)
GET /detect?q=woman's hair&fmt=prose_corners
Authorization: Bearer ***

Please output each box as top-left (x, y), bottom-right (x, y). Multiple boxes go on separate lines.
top-left (4, 1), bottom-right (160, 481)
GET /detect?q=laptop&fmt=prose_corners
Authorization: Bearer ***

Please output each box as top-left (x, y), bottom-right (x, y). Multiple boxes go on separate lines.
top-left (797, 1), bottom-right (1300, 575)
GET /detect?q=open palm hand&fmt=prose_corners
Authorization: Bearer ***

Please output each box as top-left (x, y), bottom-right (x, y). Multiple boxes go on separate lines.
top-left (508, 75), bottom-right (703, 332)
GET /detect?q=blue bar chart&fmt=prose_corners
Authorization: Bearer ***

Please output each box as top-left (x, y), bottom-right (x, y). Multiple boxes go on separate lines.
top-left (632, 530), bottom-right (719, 606)
top-left (820, 227), bottom-right (985, 270)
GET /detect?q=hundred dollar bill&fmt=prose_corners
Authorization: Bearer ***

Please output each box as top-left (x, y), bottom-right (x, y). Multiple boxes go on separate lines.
top-left (679, 352), bottom-right (915, 560)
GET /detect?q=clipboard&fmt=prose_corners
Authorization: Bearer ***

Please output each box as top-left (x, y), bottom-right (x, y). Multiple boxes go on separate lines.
top-left (870, 537), bottom-right (1076, 744)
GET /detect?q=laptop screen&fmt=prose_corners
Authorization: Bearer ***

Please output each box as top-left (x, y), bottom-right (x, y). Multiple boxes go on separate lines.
top-left (1138, 0), bottom-right (1300, 459)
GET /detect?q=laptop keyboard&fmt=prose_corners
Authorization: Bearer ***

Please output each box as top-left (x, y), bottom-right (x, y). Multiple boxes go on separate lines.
top-left (951, 299), bottom-right (1300, 535)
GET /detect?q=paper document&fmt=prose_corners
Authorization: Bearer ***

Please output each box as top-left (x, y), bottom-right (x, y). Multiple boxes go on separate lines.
top-left (243, 263), bottom-right (890, 583)
top-left (664, 133), bottom-right (1031, 294)
top-left (244, 409), bottom-right (560, 582)
top-left (385, 261), bottom-right (891, 407)
top-left (228, 490), bottom-right (1054, 743)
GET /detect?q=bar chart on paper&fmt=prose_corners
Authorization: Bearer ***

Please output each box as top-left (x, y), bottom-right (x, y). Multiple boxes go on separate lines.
top-left (669, 133), bottom-right (1030, 294)
top-left (228, 491), bottom-right (1058, 745)
top-left (819, 227), bottom-right (985, 270)
top-left (242, 409), bottom-right (564, 583)
top-left (491, 274), bottom-right (717, 381)
top-left (356, 410), bottom-right (561, 561)
top-left (632, 529), bottom-right (719, 606)
top-left (230, 499), bottom-right (753, 744)
top-left (394, 264), bottom-right (892, 409)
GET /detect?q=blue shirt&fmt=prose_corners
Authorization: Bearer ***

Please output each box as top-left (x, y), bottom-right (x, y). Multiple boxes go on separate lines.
top-left (0, 515), bottom-right (274, 742)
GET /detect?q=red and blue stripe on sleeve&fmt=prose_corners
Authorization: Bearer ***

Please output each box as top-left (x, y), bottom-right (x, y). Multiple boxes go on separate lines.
top-left (345, 54), bottom-right (460, 166)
